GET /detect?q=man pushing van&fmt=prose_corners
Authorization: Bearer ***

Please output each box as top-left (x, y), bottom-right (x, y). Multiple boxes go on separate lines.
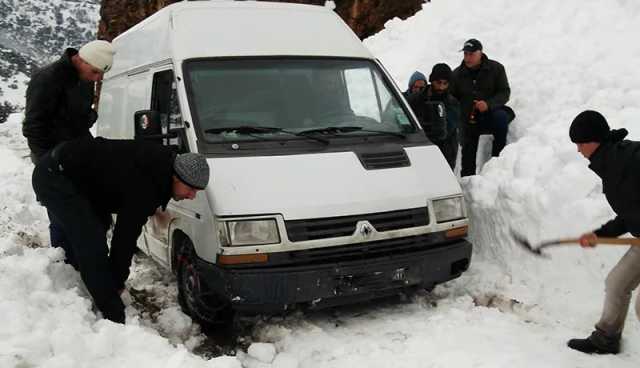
top-left (32, 136), bottom-right (210, 323)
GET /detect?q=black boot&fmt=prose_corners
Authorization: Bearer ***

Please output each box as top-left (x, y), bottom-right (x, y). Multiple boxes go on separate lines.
top-left (567, 330), bottom-right (620, 355)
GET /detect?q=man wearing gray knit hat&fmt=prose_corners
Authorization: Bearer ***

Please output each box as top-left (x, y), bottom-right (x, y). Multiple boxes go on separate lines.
top-left (32, 136), bottom-right (209, 324)
top-left (23, 39), bottom-right (115, 274)
top-left (174, 153), bottom-right (210, 191)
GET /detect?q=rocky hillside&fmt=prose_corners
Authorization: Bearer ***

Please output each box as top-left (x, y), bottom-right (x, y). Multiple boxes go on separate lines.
top-left (0, 0), bottom-right (100, 122)
top-left (98, 0), bottom-right (423, 41)
top-left (0, 0), bottom-right (424, 123)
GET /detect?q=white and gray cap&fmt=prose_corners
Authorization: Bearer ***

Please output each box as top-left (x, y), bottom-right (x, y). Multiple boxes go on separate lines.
top-left (173, 153), bottom-right (210, 190)
top-left (78, 40), bottom-right (115, 72)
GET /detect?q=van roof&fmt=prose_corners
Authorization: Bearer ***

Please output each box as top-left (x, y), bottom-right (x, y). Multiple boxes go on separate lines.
top-left (108, 1), bottom-right (373, 77)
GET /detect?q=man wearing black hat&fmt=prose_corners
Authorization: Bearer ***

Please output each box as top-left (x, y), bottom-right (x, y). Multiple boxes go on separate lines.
top-left (407, 63), bottom-right (460, 169)
top-left (451, 38), bottom-right (515, 176)
top-left (32, 136), bottom-right (210, 323)
top-left (566, 110), bottom-right (640, 355)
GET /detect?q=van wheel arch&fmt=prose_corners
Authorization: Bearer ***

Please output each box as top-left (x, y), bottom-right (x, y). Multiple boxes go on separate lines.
top-left (173, 232), bottom-right (233, 325)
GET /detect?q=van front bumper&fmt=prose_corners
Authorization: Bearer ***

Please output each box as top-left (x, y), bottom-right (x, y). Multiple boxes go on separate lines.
top-left (196, 236), bottom-right (472, 313)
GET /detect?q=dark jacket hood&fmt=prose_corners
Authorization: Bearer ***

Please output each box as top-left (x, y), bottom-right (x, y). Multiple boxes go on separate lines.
top-left (406, 71), bottom-right (427, 92)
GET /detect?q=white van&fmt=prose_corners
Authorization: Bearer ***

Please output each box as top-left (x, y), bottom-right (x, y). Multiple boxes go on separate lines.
top-left (97, 1), bottom-right (471, 323)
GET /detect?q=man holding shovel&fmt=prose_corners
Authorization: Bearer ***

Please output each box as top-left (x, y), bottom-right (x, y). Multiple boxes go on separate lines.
top-left (567, 110), bottom-right (640, 355)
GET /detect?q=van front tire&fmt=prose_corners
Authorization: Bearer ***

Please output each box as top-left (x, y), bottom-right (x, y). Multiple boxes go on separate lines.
top-left (176, 238), bottom-right (233, 326)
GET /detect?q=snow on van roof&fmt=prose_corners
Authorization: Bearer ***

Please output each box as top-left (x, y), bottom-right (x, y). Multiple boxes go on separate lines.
top-left (107, 1), bottom-right (372, 78)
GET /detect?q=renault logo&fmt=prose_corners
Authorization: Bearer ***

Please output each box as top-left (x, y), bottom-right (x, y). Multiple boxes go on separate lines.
top-left (359, 223), bottom-right (374, 237)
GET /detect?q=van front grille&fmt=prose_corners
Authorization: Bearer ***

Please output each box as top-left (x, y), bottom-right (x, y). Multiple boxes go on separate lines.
top-left (285, 207), bottom-right (428, 242)
top-left (358, 150), bottom-right (411, 170)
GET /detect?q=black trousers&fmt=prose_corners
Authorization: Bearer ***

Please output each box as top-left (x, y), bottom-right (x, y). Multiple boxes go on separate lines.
top-left (434, 130), bottom-right (458, 170)
top-left (32, 152), bottom-right (125, 323)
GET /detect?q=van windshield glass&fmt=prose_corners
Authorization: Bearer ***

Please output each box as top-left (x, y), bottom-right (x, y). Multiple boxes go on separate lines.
top-left (184, 58), bottom-right (417, 143)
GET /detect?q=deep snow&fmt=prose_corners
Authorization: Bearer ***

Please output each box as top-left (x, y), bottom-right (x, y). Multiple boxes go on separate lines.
top-left (1, 0), bottom-right (640, 367)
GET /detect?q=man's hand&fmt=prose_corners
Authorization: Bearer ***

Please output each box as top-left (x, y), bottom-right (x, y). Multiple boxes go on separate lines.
top-left (578, 232), bottom-right (597, 248)
top-left (473, 100), bottom-right (489, 113)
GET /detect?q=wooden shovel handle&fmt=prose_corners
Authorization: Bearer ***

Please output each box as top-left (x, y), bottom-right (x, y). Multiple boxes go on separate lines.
top-left (546, 237), bottom-right (640, 247)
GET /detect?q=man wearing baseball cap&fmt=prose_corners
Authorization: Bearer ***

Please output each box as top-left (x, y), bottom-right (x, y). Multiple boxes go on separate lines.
top-left (32, 136), bottom-right (210, 323)
top-left (23, 40), bottom-right (115, 266)
top-left (451, 38), bottom-right (515, 176)
top-left (566, 110), bottom-right (640, 355)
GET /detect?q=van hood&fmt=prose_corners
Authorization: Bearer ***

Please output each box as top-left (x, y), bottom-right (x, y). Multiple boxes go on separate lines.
top-left (208, 145), bottom-right (460, 220)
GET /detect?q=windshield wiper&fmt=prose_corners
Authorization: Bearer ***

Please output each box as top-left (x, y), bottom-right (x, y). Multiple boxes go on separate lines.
top-left (204, 125), bottom-right (329, 144)
top-left (204, 125), bottom-right (281, 134)
top-left (298, 126), bottom-right (406, 139)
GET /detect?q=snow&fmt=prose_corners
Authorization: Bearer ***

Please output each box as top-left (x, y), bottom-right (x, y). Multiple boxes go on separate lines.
top-left (1, 0), bottom-right (640, 367)
top-left (1, 71), bottom-right (28, 105)
top-left (0, 117), bottom-right (238, 368)
top-left (247, 343), bottom-right (277, 363)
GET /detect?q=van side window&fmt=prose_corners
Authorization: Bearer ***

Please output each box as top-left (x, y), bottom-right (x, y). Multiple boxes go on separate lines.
top-left (151, 70), bottom-right (188, 152)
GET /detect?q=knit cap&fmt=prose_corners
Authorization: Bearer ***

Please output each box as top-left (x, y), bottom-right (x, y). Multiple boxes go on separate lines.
top-left (429, 63), bottom-right (452, 82)
top-left (407, 71), bottom-right (427, 91)
top-left (569, 110), bottom-right (610, 143)
top-left (174, 153), bottom-right (210, 190)
top-left (79, 40), bottom-right (115, 72)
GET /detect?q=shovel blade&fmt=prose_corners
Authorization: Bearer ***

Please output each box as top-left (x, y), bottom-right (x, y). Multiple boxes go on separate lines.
top-left (511, 231), bottom-right (548, 258)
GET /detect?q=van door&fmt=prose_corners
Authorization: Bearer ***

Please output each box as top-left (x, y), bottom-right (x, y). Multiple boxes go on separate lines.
top-left (143, 68), bottom-right (187, 266)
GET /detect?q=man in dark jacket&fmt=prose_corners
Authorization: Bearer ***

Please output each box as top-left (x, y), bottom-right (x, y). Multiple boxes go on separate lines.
top-left (23, 40), bottom-right (114, 160)
top-left (23, 40), bottom-right (115, 263)
top-left (566, 110), bottom-right (640, 355)
top-left (32, 137), bottom-right (210, 323)
top-left (451, 39), bottom-right (515, 176)
top-left (407, 63), bottom-right (460, 169)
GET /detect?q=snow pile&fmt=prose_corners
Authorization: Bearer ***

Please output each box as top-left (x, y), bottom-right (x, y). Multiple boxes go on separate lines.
top-left (366, 0), bottom-right (640, 274)
top-left (0, 115), bottom-right (239, 368)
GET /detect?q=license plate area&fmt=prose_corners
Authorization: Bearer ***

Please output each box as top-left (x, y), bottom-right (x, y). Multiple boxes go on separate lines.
top-left (335, 267), bottom-right (409, 295)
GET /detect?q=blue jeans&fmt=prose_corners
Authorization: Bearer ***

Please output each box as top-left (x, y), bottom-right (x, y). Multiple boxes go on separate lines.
top-left (461, 108), bottom-right (510, 176)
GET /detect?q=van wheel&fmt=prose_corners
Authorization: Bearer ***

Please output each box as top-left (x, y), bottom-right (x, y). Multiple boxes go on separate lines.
top-left (176, 239), bottom-right (233, 325)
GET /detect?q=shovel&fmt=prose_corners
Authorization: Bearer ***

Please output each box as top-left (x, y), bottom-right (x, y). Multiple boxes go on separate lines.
top-left (512, 231), bottom-right (640, 257)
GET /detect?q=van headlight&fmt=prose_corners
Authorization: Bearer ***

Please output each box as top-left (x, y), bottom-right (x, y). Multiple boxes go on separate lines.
top-left (222, 219), bottom-right (280, 246)
top-left (433, 196), bottom-right (465, 223)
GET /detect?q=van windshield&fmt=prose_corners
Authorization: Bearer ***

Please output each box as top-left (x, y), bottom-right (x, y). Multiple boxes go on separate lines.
top-left (184, 58), bottom-right (417, 143)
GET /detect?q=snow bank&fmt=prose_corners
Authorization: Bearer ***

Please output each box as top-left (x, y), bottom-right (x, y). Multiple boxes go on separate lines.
top-left (366, 0), bottom-right (640, 285)
top-left (0, 115), bottom-right (239, 368)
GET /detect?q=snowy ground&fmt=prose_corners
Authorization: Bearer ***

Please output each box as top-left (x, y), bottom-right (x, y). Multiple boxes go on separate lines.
top-left (2, 0), bottom-right (640, 367)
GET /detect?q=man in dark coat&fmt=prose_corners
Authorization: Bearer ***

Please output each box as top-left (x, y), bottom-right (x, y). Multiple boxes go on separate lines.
top-left (23, 40), bottom-right (115, 263)
top-left (407, 63), bottom-right (460, 169)
top-left (32, 136), bottom-right (210, 323)
top-left (566, 110), bottom-right (640, 355)
top-left (450, 39), bottom-right (515, 176)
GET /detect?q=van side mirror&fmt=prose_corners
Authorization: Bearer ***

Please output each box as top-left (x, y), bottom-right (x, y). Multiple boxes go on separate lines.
top-left (134, 109), bottom-right (187, 152)
top-left (134, 110), bottom-right (162, 140)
